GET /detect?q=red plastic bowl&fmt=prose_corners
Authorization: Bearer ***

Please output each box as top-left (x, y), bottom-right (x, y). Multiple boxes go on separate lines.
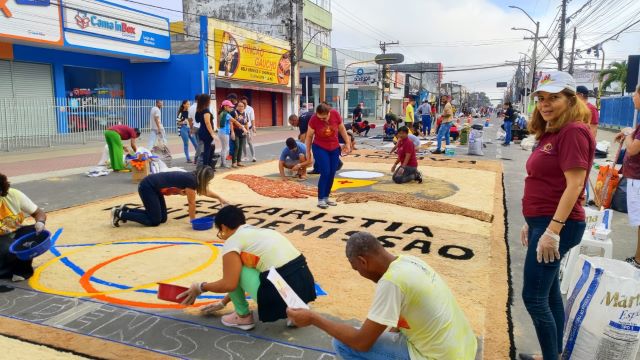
top-left (157, 283), bottom-right (189, 303)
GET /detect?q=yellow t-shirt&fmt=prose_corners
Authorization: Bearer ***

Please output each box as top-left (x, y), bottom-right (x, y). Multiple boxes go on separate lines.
top-left (367, 256), bottom-right (477, 360)
top-left (443, 103), bottom-right (453, 122)
top-left (405, 104), bottom-right (414, 123)
top-left (221, 224), bottom-right (301, 272)
top-left (0, 188), bottom-right (38, 236)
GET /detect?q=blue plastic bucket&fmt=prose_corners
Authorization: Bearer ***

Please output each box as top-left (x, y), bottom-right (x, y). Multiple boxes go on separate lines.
top-left (9, 230), bottom-right (52, 261)
top-left (191, 217), bottom-right (214, 231)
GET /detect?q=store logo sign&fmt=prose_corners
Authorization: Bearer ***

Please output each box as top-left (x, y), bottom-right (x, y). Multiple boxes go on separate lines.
top-left (73, 11), bottom-right (136, 35)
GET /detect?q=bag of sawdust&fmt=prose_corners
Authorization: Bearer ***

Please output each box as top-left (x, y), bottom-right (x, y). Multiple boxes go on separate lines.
top-left (467, 127), bottom-right (484, 156)
top-left (563, 255), bottom-right (640, 360)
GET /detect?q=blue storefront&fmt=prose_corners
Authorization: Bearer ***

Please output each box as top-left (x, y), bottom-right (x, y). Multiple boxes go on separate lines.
top-left (0, 0), bottom-right (207, 139)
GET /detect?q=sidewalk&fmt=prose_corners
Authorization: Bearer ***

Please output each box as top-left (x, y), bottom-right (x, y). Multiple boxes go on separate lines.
top-left (2, 127), bottom-right (298, 181)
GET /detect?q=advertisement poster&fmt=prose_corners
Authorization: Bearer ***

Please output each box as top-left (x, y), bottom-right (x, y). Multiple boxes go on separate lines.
top-left (213, 28), bottom-right (291, 86)
top-left (0, 0), bottom-right (62, 45)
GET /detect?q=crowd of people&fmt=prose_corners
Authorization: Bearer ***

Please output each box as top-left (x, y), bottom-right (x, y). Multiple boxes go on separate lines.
top-left (3, 69), bottom-right (640, 359)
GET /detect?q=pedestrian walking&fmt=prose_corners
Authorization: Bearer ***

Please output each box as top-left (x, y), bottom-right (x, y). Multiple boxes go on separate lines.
top-left (148, 100), bottom-right (166, 149)
top-left (518, 71), bottom-right (595, 360)
top-left (575, 85), bottom-right (599, 138)
top-left (615, 84), bottom-right (640, 269)
top-left (304, 103), bottom-right (351, 209)
top-left (231, 101), bottom-right (249, 168)
top-left (177, 100), bottom-right (198, 163)
top-left (188, 94), bottom-right (204, 166)
top-left (404, 98), bottom-right (415, 130)
top-left (240, 96), bottom-right (257, 162)
top-left (433, 95), bottom-right (453, 154)
top-left (216, 100), bottom-right (234, 168)
top-left (417, 100), bottom-right (431, 136)
top-left (196, 95), bottom-right (218, 168)
top-left (502, 102), bottom-right (515, 146)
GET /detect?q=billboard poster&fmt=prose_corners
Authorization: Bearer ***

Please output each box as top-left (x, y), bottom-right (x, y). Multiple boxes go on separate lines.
top-left (213, 28), bottom-right (291, 86)
top-left (0, 0), bottom-right (62, 45)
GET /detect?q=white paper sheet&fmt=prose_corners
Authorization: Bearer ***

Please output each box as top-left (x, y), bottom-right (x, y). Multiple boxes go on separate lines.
top-left (266, 267), bottom-right (309, 309)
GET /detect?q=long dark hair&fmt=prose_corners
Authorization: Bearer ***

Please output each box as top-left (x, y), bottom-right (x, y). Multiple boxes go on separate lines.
top-left (0, 173), bottom-right (9, 197)
top-left (177, 100), bottom-right (189, 117)
top-left (195, 166), bottom-right (215, 195)
top-left (196, 94), bottom-right (210, 113)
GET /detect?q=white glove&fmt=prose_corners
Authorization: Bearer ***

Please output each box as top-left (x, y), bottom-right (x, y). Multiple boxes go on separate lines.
top-left (520, 224), bottom-right (529, 247)
top-left (35, 221), bottom-right (46, 234)
top-left (536, 228), bottom-right (560, 263)
top-left (177, 282), bottom-right (203, 305)
top-left (200, 301), bottom-right (226, 315)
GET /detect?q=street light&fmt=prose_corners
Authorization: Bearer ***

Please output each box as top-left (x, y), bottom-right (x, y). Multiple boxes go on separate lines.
top-left (509, 5), bottom-right (541, 116)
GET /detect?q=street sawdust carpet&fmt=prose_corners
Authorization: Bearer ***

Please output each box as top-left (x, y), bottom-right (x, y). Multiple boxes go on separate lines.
top-left (20, 151), bottom-right (509, 359)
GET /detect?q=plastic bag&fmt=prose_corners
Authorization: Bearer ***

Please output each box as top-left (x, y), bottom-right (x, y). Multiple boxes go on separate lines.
top-left (495, 128), bottom-right (506, 141)
top-left (563, 256), bottom-right (640, 359)
top-left (468, 128), bottom-right (484, 156)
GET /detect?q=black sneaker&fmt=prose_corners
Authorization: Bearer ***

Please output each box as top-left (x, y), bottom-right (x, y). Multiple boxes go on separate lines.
top-left (308, 169), bottom-right (321, 175)
top-left (625, 257), bottom-right (640, 269)
top-left (416, 171), bottom-right (423, 184)
top-left (431, 149), bottom-right (443, 154)
top-left (111, 206), bottom-right (122, 228)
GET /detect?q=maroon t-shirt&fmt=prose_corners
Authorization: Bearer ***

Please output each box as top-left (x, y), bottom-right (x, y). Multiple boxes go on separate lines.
top-left (309, 109), bottom-right (343, 151)
top-left (586, 102), bottom-right (599, 125)
top-left (108, 125), bottom-right (137, 140)
top-left (397, 137), bottom-right (418, 167)
top-left (523, 122), bottom-right (595, 220)
top-left (622, 125), bottom-right (640, 179)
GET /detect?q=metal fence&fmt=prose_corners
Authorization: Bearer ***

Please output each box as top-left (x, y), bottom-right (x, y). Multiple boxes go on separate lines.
top-left (0, 98), bottom-right (181, 151)
top-left (599, 96), bottom-right (636, 128)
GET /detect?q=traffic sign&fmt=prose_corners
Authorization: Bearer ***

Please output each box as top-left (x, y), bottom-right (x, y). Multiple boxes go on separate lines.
top-left (375, 53), bottom-right (404, 65)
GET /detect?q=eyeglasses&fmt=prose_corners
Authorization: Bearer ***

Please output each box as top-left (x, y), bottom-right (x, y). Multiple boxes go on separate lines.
top-left (216, 229), bottom-right (223, 239)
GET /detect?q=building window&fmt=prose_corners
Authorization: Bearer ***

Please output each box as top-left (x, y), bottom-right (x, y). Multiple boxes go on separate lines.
top-left (63, 66), bottom-right (124, 98)
top-left (303, 20), bottom-right (330, 48)
top-left (307, 0), bottom-right (331, 11)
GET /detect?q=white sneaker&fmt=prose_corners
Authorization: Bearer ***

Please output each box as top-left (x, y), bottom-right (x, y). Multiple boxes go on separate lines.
top-left (325, 198), bottom-right (337, 206)
top-left (11, 275), bottom-right (26, 282)
top-left (317, 200), bottom-right (329, 209)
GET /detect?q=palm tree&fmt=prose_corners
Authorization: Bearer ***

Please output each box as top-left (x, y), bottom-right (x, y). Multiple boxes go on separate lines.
top-left (599, 61), bottom-right (627, 96)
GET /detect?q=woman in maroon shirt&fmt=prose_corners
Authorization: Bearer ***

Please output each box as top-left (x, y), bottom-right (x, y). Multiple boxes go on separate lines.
top-left (615, 84), bottom-right (640, 269)
top-left (519, 71), bottom-right (595, 360)
top-left (304, 103), bottom-right (351, 209)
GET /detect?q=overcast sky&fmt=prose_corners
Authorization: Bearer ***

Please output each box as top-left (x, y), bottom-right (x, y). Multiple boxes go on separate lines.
top-left (112, 0), bottom-right (639, 100)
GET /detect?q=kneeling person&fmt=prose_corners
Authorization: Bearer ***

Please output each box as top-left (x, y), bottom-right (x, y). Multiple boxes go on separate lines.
top-left (287, 232), bottom-right (477, 359)
top-left (179, 205), bottom-right (317, 330)
top-left (279, 137), bottom-right (311, 180)
top-left (391, 126), bottom-right (422, 184)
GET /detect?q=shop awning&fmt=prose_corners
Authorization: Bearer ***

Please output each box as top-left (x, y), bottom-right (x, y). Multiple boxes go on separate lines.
top-left (215, 79), bottom-right (302, 95)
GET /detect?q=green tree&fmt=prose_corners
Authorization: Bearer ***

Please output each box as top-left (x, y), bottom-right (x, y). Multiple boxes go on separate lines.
top-left (599, 61), bottom-right (628, 96)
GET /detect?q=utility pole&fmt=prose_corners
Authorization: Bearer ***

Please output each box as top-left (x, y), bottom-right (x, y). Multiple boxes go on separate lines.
top-left (287, 0), bottom-right (297, 117)
top-left (558, 0), bottom-right (568, 70)
top-left (379, 41), bottom-right (399, 116)
top-left (568, 27), bottom-right (577, 75)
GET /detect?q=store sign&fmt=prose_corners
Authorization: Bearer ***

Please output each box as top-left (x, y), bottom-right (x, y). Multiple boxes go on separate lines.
top-left (62, 0), bottom-right (170, 60)
top-left (211, 23), bottom-right (291, 86)
top-left (352, 68), bottom-right (377, 86)
top-left (0, 0), bottom-right (62, 44)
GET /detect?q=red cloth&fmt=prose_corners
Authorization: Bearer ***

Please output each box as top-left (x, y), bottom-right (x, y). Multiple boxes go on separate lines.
top-left (108, 125), bottom-right (137, 140)
top-left (397, 137), bottom-right (418, 167)
top-left (623, 125), bottom-right (640, 179)
top-left (523, 122), bottom-right (595, 220)
top-left (309, 109), bottom-right (343, 151)
top-left (586, 102), bottom-right (599, 125)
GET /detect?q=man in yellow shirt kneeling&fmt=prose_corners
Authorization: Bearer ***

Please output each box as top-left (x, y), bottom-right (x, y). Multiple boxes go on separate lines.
top-left (287, 231), bottom-right (477, 360)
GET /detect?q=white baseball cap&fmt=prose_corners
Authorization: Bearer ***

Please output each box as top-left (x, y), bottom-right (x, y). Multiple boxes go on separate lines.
top-left (533, 71), bottom-right (576, 96)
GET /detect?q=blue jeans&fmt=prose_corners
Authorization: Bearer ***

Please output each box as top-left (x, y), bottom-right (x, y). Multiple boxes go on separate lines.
top-left (503, 120), bottom-right (513, 145)
top-left (312, 144), bottom-right (341, 200)
top-left (333, 332), bottom-right (410, 360)
top-left (522, 216), bottom-right (585, 359)
top-left (421, 115), bottom-right (431, 135)
top-left (179, 126), bottom-right (198, 161)
top-left (120, 182), bottom-right (168, 227)
top-left (436, 122), bottom-right (452, 150)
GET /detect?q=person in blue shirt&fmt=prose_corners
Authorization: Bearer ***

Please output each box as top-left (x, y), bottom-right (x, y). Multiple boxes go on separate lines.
top-left (279, 137), bottom-right (310, 181)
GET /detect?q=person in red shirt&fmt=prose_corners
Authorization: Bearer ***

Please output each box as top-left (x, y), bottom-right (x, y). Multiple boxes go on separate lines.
top-left (391, 126), bottom-right (422, 184)
top-left (614, 84), bottom-right (640, 269)
top-left (304, 103), bottom-right (351, 209)
top-left (576, 85), bottom-right (599, 138)
top-left (104, 125), bottom-right (140, 172)
top-left (519, 71), bottom-right (595, 360)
